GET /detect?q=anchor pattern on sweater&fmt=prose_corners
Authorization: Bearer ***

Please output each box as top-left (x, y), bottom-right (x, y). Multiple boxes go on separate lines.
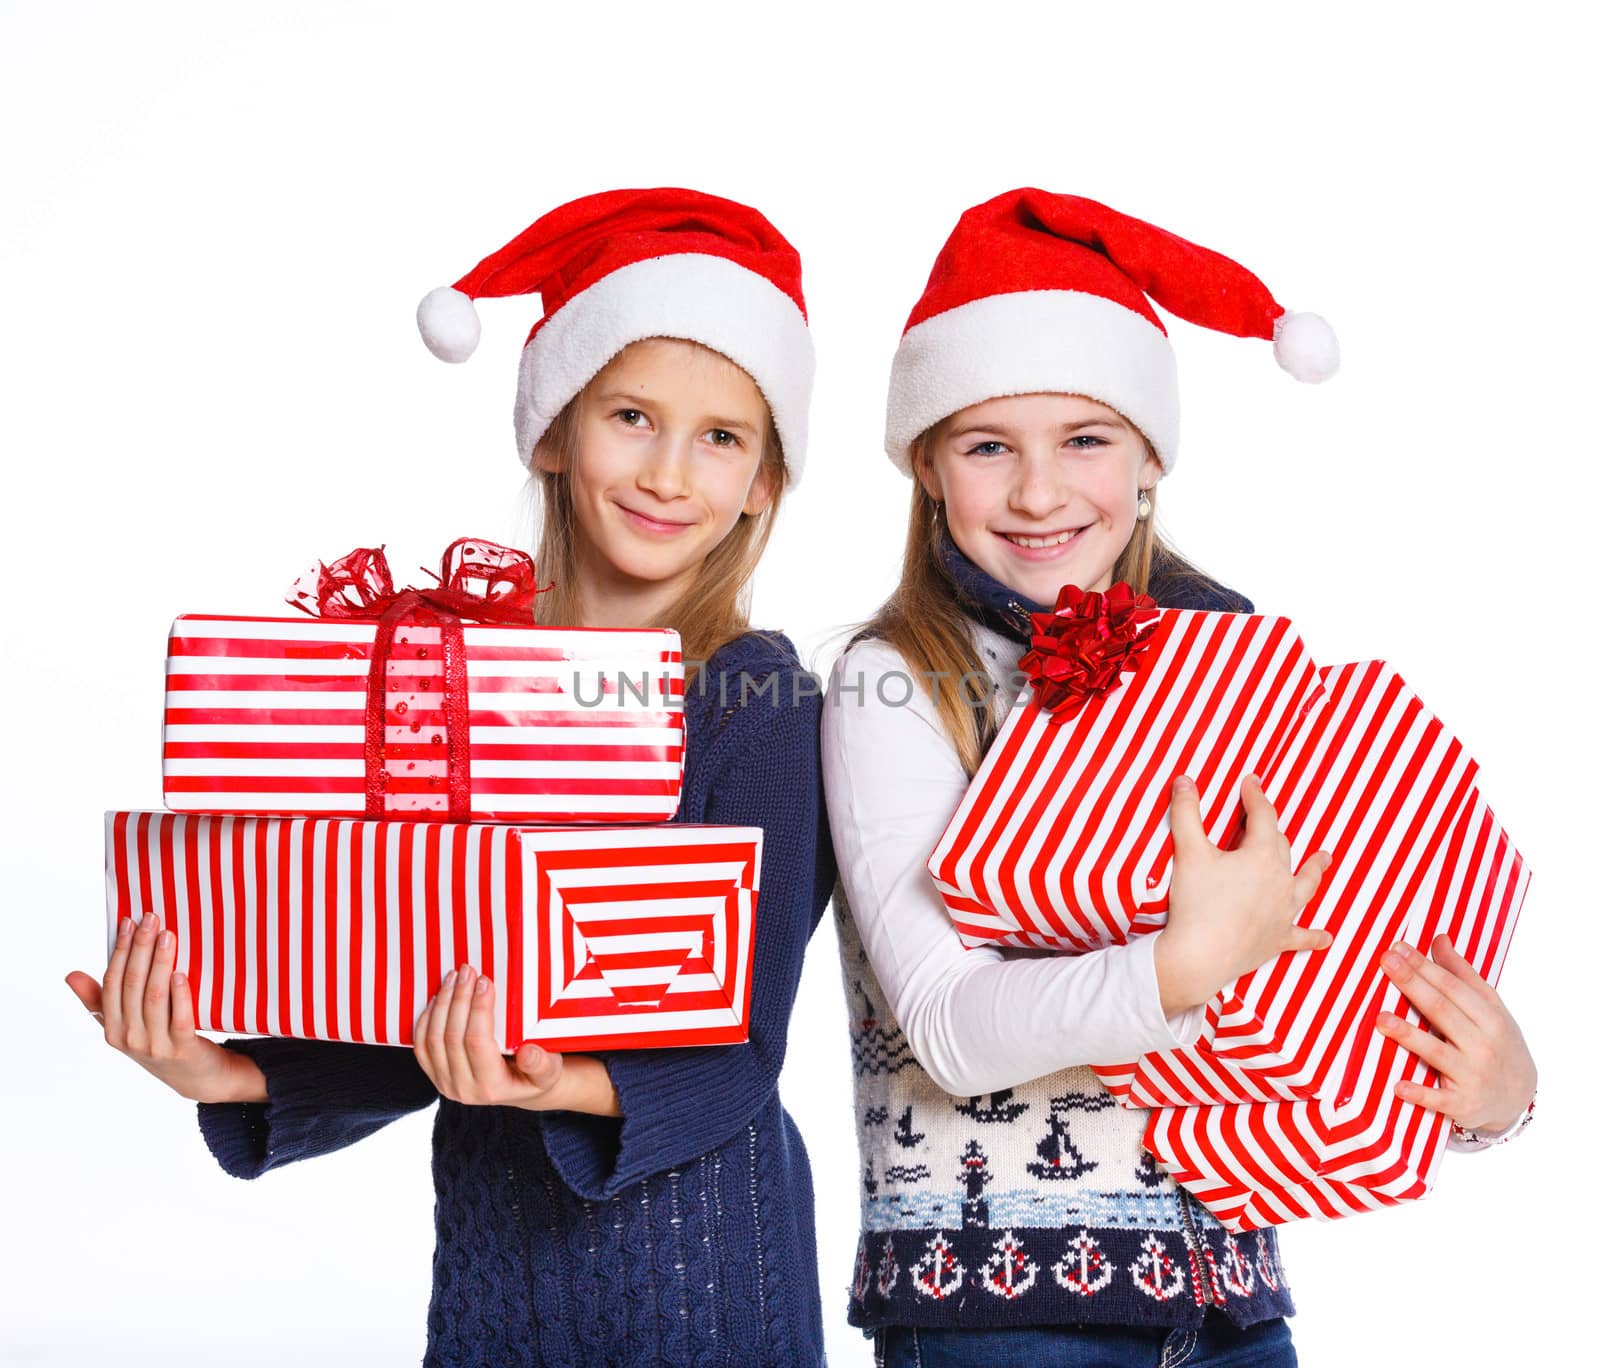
top-left (836, 899), bottom-right (1295, 1330)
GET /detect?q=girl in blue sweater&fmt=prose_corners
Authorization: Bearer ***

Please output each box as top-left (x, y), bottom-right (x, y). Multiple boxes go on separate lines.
top-left (67, 188), bottom-right (836, 1367)
top-left (823, 190), bottom-right (1537, 1366)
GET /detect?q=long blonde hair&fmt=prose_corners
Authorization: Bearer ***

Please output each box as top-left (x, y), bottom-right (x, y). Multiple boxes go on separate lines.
top-left (528, 342), bottom-right (788, 675)
top-left (863, 422), bottom-right (1179, 777)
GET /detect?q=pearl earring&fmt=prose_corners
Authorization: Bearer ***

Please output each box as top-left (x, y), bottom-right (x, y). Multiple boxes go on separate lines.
top-left (1136, 489), bottom-right (1153, 522)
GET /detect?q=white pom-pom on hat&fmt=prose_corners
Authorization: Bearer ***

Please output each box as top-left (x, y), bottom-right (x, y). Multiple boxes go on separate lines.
top-left (1273, 310), bottom-right (1340, 383)
top-left (417, 286), bottom-right (482, 363)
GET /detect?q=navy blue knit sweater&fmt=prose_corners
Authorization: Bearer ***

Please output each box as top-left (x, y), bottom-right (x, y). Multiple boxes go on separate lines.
top-left (197, 630), bottom-right (836, 1367)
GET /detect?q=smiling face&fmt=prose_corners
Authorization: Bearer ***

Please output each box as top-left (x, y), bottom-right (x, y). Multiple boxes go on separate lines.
top-left (535, 337), bottom-right (775, 624)
top-left (914, 392), bottom-right (1163, 607)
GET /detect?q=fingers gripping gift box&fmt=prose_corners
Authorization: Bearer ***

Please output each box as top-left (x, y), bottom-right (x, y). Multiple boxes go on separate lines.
top-left (927, 583), bottom-right (1530, 1227)
top-left (1091, 659), bottom-right (1522, 1108)
top-left (1103, 790), bottom-right (1527, 1232)
top-left (162, 539), bottom-right (686, 824)
top-left (105, 811), bottom-right (762, 1051)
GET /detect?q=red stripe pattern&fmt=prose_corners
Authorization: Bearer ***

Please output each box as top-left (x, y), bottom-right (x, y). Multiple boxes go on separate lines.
top-left (1104, 791), bottom-right (1527, 1232)
top-left (103, 812), bottom-right (761, 1051)
top-left (1152, 661), bottom-right (1483, 1101)
top-left (162, 616), bottom-right (687, 822)
top-left (929, 612), bottom-right (1320, 951)
top-left (925, 608), bottom-right (1531, 1230)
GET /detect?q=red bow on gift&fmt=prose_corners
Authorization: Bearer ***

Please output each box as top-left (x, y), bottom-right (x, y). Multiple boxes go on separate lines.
top-left (1019, 582), bottom-right (1160, 721)
top-left (287, 537), bottom-right (543, 624)
top-left (285, 538), bottom-right (545, 822)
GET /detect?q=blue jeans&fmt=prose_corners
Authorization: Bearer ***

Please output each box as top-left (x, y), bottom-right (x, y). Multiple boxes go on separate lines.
top-left (874, 1314), bottom-right (1296, 1367)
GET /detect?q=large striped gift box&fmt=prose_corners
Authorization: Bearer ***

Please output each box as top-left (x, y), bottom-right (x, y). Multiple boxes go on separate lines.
top-left (930, 608), bottom-right (1522, 1098)
top-left (1152, 661), bottom-right (1484, 1101)
top-left (929, 610), bottom-right (1321, 953)
top-left (104, 811), bottom-right (761, 1051)
top-left (1093, 765), bottom-right (1515, 1108)
top-left (162, 616), bottom-right (685, 823)
top-left (1101, 791), bottom-right (1527, 1230)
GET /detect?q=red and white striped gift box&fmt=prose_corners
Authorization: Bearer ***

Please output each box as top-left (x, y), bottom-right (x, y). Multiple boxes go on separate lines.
top-left (1121, 792), bottom-right (1527, 1230)
top-left (1095, 662), bottom-right (1487, 1105)
top-left (162, 616), bottom-right (685, 823)
top-left (104, 811), bottom-right (761, 1051)
top-left (1139, 1122), bottom-right (1404, 1231)
top-left (929, 611), bottom-right (1320, 952)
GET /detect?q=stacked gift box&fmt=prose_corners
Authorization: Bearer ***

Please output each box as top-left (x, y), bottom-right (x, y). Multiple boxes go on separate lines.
top-left (928, 586), bottom-right (1528, 1231)
top-left (106, 539), bottom-right (763, 1052)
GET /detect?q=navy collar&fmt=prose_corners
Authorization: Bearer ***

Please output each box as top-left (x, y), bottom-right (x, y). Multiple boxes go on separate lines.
top-left (935, 524), bottom-right (1045, 645)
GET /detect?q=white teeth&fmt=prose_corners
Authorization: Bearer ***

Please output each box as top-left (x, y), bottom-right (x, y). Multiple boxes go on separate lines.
top-left (1004, 529), bottom-right (1080, 550)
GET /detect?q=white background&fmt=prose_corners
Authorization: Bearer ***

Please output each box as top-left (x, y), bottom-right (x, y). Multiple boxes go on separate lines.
top-left (3, 2), bottom-right (1593, 1363)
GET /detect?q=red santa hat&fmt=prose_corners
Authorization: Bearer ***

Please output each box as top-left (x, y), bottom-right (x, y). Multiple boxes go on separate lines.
top-left (884, 190), bottom-right (1338, 476)
top-left (418, 188), bottom-right (815, 481)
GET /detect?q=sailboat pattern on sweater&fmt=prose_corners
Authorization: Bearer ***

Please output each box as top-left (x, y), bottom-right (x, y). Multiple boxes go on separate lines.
top-left (836, 905), bottom-right (1295, 1331)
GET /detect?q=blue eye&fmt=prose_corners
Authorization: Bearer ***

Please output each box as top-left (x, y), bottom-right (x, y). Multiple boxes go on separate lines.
top-left (967, 441), bottom-right (1007, 456)
top-left (1066, 434), bottom-right (1108, 449)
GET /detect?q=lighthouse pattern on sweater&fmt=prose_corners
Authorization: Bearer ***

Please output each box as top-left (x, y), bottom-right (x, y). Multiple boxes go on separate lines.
top-left (837, 903), bottom-right (1293, 1330)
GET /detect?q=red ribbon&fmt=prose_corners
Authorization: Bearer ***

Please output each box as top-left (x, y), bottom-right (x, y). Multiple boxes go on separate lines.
top-left (1018, 581), bottom-right (1160, 721)
top-left (288, 539), bottom-right (543, 821)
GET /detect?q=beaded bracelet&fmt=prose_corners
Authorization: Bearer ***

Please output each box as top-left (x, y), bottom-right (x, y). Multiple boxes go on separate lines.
top-left (1450, 1092), bottom-right (1536, 1148)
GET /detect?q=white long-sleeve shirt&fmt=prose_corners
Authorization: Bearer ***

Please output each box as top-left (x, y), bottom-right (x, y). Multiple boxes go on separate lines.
top-left (822, 622), bottom-right (1207, 1097)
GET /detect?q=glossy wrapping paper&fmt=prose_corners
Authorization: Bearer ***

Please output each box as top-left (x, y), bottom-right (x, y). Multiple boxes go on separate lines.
top-left (1097, 788), bottom-right (1525, 1231)
top-left (104, 811), bottom-right (761, 1052)
top-left (161, 615), bottom-right (686, 823)
top-left (927, 594), bottom-right (1529, 1227)
top-left (930, 609), bottom-right (1321, 953)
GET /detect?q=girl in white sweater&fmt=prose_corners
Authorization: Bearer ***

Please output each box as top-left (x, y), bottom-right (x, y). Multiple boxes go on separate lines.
top-left (822, 190), bottom-right (1536, 1367)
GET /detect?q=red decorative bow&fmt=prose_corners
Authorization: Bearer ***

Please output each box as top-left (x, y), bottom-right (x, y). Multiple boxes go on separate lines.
top-left (1019, 582), bottom-right (1160, 721)
top-left (287, 537), bottom-right (543, 625)
top-left (285, 538), bottom-right (544, 822)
